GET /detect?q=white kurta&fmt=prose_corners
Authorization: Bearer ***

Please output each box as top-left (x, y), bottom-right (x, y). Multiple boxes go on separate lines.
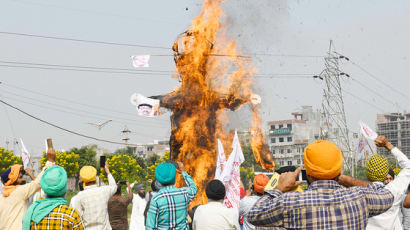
top-left (367, 147), bottom-right (410, 230)
top-left (129, 193), bottom-right (147, 229)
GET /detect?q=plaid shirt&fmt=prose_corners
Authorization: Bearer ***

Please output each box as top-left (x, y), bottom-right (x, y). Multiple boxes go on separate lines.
top-left (247, 180), bottom-right (394, 230)
top-left (30, 204), bottom-right (84, 230)
top-left (70, 173), bottom-right (117, 229)
top-left (146, 172), bottom-right (197, 230)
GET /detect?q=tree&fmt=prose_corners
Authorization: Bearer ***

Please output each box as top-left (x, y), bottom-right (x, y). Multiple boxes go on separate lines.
top-left (145, 152), bottom-right (170, 180)
top-left (114, 146), bottom-right (135, 156)
top-left (0, 147), bottom-right (22, 173)
top-left (100, 154), bottom-right (141, 182)
top-left (40, 151), bottom-right (79, 177)
top-left (68, 145), bottom-right (98, 190)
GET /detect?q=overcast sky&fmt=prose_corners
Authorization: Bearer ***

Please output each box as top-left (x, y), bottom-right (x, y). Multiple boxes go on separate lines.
top-left (1, 0), bottom-right (410, 156)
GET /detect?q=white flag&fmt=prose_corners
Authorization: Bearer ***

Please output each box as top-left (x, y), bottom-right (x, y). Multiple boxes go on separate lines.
top-left (356, 132), bottom-right (368, 161)
top-left (214, 139), bottom-right (226, 180)
top-left (220, 131), bottom-right (244, 210)
top-left (44, 139), bottom-right (48, 153)
top-left (131, 55), bottom-right (150, 68)
top-left (20, 139), bottom-right (30, 169)
top-left (359, 121), bottom-right (378, 140)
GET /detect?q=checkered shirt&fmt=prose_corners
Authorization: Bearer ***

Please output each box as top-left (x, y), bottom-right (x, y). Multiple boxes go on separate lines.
top-left (30, 204), bottom-right (84, 230)
top-left (70, 173), bottom-right (117, 230)
top-left (247, 180), bottom-right (394, 230)
top-left (146, 172), bottom-right (197, 230)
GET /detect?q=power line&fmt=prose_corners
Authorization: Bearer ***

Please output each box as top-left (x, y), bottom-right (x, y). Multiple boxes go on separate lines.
top-left (0, 31), bottom-right (172, 50)
top-left (0, 60), bottom-right (315, 78)
top-left (0, 31), bottom-right (325, 58)
top-left (0, 98), bottom-right (145, 146)
top-left (348, 60), bottom-right (410, 102)
top-left (342, 89), bottom-right (384, 112)
top-left (0, 92), bottom-right (168, 128)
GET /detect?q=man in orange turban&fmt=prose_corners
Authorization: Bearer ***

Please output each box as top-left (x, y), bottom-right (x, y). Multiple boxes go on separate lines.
top-left (239, 174), bottom-right (270, 230)
top-left (0, 147), bottom-right (56, 230)
top-left (247, 140), bottom-right (394, 229)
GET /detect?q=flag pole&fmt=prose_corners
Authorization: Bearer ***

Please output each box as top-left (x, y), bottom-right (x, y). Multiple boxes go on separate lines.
top-left (362, 135), bottom-right (368, 162)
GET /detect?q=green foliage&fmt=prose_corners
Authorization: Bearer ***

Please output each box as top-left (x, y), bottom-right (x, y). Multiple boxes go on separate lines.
top-left (145, 152), bottom-right (170, 180)
top-left (114, 146), bottom-right (136, 156)
top-left (0, 147), bottom-right (22, 173)
top-left (343, 165), bottom-right (368, 181)
top-left (40, 151), bottom-right (79, 177)
top-left (68, 145), bottom-right (97, 170)
top-left (240, 166), bottom-right (255, 190)
top-left (100, 154), bottom-right (140, 182)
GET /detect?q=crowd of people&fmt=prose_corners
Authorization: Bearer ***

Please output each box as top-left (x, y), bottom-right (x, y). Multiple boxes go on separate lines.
top-left (0, 135), bottom-right (409, 229)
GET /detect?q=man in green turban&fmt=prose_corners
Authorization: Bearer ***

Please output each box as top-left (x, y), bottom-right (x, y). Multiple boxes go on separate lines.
top-left (22, 166), bottom-right (85, 230)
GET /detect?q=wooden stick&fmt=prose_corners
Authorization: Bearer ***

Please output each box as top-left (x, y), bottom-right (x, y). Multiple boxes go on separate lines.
top-left (362, 135), bottom-right (368, 162)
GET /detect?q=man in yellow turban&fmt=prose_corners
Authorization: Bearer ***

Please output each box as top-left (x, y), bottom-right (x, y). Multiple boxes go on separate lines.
top-left (338, 136), bottom-right (410, 230)
top-left (0, 147), bottom-right (56, 230)
top-left (70, 162), bottom-right (117, 229)
top-left (247, 140), bottom-right (394, 229)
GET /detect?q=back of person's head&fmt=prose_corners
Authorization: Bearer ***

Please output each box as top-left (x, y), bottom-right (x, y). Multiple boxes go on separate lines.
top-left (155, 163), bottom-right (176, 186)
top-left (388, 169), bottom-right (395, 179)
top-left (80, 166), bottom-right (97, 186)
top-left (205, 179), bottom-right (226, 201)
top-left (253, 174), bottom-right (269, 195)
top-left (41, 166), bottom-right (67, 197)
top-left (151, 179), bottom-right (162, 192)
top-left (304, 140), bottom-right (343, 180)
top-left (115, 184), bottom-right (122, 195)
top-left (366, 154), bottom-right (389, 182)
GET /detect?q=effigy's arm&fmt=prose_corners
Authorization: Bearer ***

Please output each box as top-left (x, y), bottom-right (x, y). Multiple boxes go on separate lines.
top-left (149, 92), bottom-right (182, 110)
top-left (219, 92), bottom-right (249, 111)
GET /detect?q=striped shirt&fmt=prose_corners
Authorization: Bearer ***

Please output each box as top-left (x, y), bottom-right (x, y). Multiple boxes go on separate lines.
top-left (30, 204), bottom-right (84, 230)
top-left (146, 172), bottom-right (197, 230)
top-left (247, 180), bottom-right (394, 230)
top-left (70, 174), bottom-right (117, 230)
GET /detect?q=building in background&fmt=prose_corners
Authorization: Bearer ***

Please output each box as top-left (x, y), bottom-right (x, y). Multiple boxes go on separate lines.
top-left (132, 139), bottom-right (170, 158)
top-left (267, 106), bottom-right (321, 167)
top-left (376, 112), bottom-right (410, 157)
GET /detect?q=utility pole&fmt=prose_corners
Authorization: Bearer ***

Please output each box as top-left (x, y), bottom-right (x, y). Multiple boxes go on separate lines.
top-left (316, 41), bottom-right (353, 175)
top-left (121, 126), bottom-right (131, 147)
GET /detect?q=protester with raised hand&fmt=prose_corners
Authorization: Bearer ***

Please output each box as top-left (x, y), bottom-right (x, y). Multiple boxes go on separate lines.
top-left (247, 140), bottom-right (394, 229)
top-left (22, 166), bottom-right (84, 230)
top-left (108, 180), bottom-right (133, 230)
top-left (337, 136), bottom-right (410, 230)
top-left (146, 161), bottom-right (197, 230)
top-left (0, 147), bottom-right (56, 230)
top-left (71, 162), bottom-right (117, 229)
top-left (128, 180), bottom-right (147, 230)
top-left (193, 179), bottom-right (239, 230)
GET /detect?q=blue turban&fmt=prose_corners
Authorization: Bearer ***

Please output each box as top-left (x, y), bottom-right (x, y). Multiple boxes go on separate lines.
top-left (1, 168), bottom-right (11, 184)
top-left (41, 166), bottom-right (67, 197)
top-left (155, 163), bottom-right (176, 185)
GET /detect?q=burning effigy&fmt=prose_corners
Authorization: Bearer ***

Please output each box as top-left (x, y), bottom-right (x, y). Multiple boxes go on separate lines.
top-left (149, 0), bottom-right (274, 207)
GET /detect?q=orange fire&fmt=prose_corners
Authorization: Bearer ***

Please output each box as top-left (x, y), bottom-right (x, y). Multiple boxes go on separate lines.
top-left (160, 0), bottom-right (274, 207)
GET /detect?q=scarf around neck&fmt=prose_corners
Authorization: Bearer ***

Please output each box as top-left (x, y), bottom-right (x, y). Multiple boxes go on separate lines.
top-left (22, 197), bottom-right (67, 230)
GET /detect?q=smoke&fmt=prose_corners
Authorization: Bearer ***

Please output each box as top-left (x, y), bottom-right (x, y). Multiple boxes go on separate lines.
top-left (219, 0), bottom-right (291, 131)
top-left (221, 0), bottom-right (290, 55)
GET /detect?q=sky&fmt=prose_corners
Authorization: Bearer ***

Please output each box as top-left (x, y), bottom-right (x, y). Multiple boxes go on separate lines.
top-left (1, 0), bottom-right (410, 156)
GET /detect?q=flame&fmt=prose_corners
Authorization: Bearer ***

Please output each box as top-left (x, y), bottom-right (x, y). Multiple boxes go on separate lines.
top-left (164, 0), bottom-right (274, 207)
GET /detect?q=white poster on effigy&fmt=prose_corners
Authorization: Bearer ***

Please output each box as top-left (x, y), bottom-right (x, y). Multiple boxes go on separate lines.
top-left (220, 131), bottom-right (244, 210)
top-left (130, 93), bottom-right (161, 117)
top-left (131, 55), bottom-right (150, 68)
top-left (214, 139), bottom-right (226, 180)
top-left (20, 139), bottom-right (30, 169)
